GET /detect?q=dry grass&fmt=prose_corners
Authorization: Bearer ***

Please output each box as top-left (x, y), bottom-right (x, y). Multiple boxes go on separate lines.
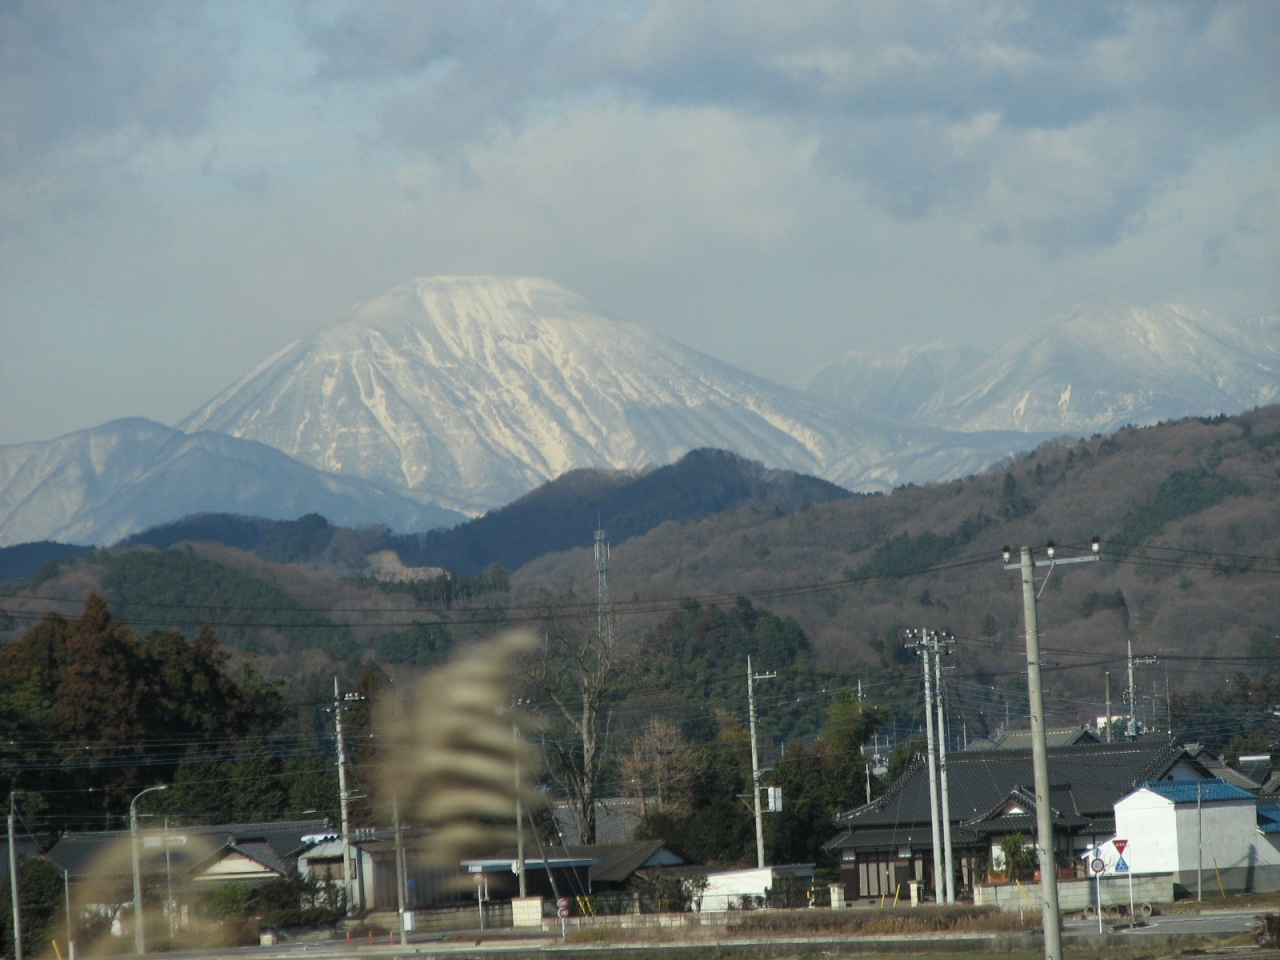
top-left (726, 905), bottom-right (1030, 936)
top-left (562, 905), bottom-right (1033, 945)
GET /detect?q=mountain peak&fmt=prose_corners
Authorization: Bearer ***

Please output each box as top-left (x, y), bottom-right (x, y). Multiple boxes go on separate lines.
top-left (178, 276), bottom-right (1028, 512)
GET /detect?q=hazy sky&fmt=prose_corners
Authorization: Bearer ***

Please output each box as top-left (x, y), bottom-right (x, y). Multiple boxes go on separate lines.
top-left (2, 1), bottom-right (1277, 445)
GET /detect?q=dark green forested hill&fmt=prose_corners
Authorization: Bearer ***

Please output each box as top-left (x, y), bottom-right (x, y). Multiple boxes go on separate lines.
top-left (395, 447), bottom-right (852, 574)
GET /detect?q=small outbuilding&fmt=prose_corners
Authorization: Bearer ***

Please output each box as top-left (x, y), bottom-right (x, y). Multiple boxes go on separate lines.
top-left (1113, 777), bottom-right (1280, 894)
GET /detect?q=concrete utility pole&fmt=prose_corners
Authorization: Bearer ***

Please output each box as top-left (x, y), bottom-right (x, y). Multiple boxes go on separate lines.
top-left (1197, 781), bottom-right (1204, 903)
top-left (933, 640), bottom-right (956, 904)
top-left (908, 636), bottom-right (944, 903)
top-left (1104, 672), bottom-right (1113, 744)
top-left (514, 723), bottom-right (527, 899)
top-left (1003, 539), bottom-right (1099, 960)
top-left (129, 784), bottom-right (168, 956)
top-left (746, 656), bottom-right (776, 869)
top-left (1124, 640), bottom-right (1157, 739)
top-left (9, 795), bottom-right (21, 960)
top-left (392, 797), bottom-right (408, 941)
top-left (906, 629), bottom-right (954, 903)
top-left (333, 678), bottom-right (357, 914)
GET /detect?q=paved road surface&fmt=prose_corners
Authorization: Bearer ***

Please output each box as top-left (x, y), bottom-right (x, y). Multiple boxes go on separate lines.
top-left (1066, 908), bottom-right (1259, 937)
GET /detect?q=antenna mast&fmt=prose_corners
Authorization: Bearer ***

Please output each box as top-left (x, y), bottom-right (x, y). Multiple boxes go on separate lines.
top-left (594, 523), bottom-right (613, 645)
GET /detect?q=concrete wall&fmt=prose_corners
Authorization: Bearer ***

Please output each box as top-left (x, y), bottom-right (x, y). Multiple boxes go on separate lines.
top-left (975, 875), bottom-right (1174, 912)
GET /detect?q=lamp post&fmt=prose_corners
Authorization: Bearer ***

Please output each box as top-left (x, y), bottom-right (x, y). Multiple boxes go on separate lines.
top-left (130, 786), bottom-right (167, 956)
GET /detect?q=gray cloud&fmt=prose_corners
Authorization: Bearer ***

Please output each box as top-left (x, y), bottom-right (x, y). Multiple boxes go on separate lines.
top-left (0, 0), bottom-right (1274, 447)
top-left (299, 1), bottom-right (1279, 249)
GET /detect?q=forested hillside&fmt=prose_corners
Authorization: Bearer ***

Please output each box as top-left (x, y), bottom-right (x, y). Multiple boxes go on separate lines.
top-left (517, 407), bottom-right (1280, 722)
top-left (3, 408), bottom-right (1278, 764)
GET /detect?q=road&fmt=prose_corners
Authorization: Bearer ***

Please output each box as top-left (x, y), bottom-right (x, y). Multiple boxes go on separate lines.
top-left (1065, 907), bottom-right (1260, 937)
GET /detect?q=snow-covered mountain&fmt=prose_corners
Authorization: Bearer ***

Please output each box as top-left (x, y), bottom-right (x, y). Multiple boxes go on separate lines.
top-left (180, 276), bottom-right (1037, 510)
top-left (799, 342), bottom-right (987, 420)
top-left (0, 419), bottom-right (465, 547)
top-left (801, 304), bottom-right (1280, 435)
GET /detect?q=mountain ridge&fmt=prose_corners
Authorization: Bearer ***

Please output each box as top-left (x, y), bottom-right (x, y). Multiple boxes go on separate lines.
top-left (0, 418), bottom-right (465, 547)
top-left (178, 275), bottom-right (1043, 511)
top-left (801, 302), bottom-right (1280, 434)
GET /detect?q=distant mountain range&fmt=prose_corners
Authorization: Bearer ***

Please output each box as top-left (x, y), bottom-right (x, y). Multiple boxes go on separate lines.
top-left (0, 448), bottom-right (851, 583)
top-left (2, 278), bottom-right (1274, 548)
top-left (0, 419), bottom-right (464, 547)
top-left (178, 276), bottom-right (1036, 512)
top-left (802, 303), bottom-right (1280, 434)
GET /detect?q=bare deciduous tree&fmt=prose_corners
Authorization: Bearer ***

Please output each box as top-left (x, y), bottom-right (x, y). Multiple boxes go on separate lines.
top-left (619, 715), bottom-right (700, 816)
top-left (522, 587), bottom-right (624, 844)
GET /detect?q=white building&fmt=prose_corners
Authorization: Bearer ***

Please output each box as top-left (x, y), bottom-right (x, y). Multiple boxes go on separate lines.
top-left (696, 864), bottom-right (813, 911)
top-left (1113, 778), bottom-right (1280, 894)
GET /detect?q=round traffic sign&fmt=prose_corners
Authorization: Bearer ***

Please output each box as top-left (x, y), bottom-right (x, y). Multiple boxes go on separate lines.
top-left (557, 897), bottom-right (569, 909)
top-left (557, 906), bottom-right (570, 918)
top-left (1090, 857), bottom-right (1105, 875)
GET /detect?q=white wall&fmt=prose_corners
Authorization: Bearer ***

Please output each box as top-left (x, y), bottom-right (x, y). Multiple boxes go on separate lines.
top-left (1114, 785), bottom-right (1280, 893)
top-left (1115, 789), bottom-right (1179, 874)
top-left (1176, 799), bottom-right (1280, 876)
top-left (696, 865), bottom-right (813, 912)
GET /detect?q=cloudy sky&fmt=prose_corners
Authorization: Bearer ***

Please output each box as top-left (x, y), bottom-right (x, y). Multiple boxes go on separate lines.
top-left (1, 0), bottom-right (1277, 445)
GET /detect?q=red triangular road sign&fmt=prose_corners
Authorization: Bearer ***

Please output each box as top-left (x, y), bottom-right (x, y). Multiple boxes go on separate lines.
top-left (1113, 839), bottom-right (1128, 854)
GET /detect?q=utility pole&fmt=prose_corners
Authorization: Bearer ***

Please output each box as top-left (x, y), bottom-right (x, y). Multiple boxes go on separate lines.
top-left (933, 638), bottom-right (956, 904)
top-left (1126, 638), bottom-right (1136, 739)
top-left (859, 680), bottom-right (872, 803)
top-left (514, 723), bottom-right (527, 898)
top-left (747, 656), bottom-right (776, 869)
top-left (1124, 640), bottom-right (1158, 739)
top-left (333, 678), bottom-right (357, 914)
top-left (906, 629), bottom-right (954, 903)
top-left (1197, 781), bottom-right (1203, 903)
top-left (1003, 539), bottom-right (1099, 960)
top-left (392, 797), bottom-right (408, 942)
top-left (1104, 673), bottom-right (1112, 744)
top-left (129, 785), bottom-right (168, 956)
top-left (8, 795), bottom-right (21, 960)
top-left (905, 633), bottom-right (944, 903)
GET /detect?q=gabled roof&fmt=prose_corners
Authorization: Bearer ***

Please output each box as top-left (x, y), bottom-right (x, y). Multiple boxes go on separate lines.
top-left (1185, 745), bottom-right (1265, 793)
top-left (1138, 778), bottom-right (1253, 804)
top-left (475, 840), bottom-right (697, 885)
top-left (551, 799), bottom-right (649, 845)
top-left (993, 726), bottom-right (1101, 750)
top-left (826, 740), bottom-right (1196, 852)
top-left (1237, 755), bottom-right (1273, 786)
top-left (47, 820), bottom-right (329, 879)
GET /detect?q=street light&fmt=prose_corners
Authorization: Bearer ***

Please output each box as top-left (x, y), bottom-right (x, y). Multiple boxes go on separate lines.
top-left (130, 786), bottom-right (167, 956)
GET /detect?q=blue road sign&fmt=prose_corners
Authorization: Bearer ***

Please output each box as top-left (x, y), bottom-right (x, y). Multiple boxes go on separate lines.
top-left (1114, 856), bottom-right (1129, 873)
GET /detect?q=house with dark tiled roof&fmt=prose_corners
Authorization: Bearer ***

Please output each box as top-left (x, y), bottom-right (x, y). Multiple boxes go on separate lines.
top-left (824, 740), bottom-right (1211, 901)
top-left (1185, 744), bottom-right (1271, 794)
top-left (461, 840), bottom-right (697, 900)
top-left (46, 820), bottom-right (328, 887)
